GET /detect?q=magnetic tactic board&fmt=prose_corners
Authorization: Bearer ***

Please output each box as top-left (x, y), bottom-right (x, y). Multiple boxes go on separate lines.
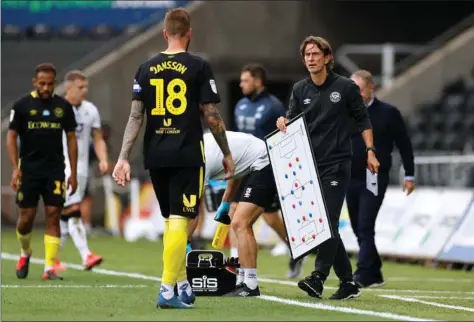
top-left (265, 115), bottom-right (333, 260)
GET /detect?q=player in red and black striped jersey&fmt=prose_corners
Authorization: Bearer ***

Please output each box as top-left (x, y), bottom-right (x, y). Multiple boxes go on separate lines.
top-left (112, 8), bottom-right (234, 309)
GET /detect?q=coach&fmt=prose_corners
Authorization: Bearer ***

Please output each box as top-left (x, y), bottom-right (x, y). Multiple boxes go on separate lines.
top-left (277, 36), bottom-right (379, 300)
top-left (347, 70), bottom-right (415, 288)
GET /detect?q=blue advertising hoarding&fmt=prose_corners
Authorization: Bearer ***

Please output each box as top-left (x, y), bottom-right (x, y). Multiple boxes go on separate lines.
top-left (1, 1), bottom-right (193, 28)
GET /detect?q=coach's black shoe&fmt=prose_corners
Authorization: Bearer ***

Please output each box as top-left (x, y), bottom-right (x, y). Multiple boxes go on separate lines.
top-left (16, 255), bottom-right (31, 279)
top-left (329, 281), bottom-right (360, 300)
top-left (354, 274), bottom-right (385, 288)
top-left (298, 272), bottom-right (324, 299)
top-left (223, 283), bottom-right (260, 297)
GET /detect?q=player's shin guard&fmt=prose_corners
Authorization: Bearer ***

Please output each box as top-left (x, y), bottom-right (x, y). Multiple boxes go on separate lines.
top-left (67, 211), bottom-right (90, 262)
top-left (161, 216), bottom-right (188, 299)
top-left (16, 230), bottom-right (32, 256)
top-left (44, 234), bottom-right (60, 271)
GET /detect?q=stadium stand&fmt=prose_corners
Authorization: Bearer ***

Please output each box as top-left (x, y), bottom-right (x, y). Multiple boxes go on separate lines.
top-left (1, 1), bottom-right (192, 109)
top-left (408, 70), bottom-right (474, 153)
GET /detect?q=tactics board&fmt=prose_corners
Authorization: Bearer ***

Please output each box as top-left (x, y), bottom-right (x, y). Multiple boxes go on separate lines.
top-left (265, 114), bottom-right (333, 260)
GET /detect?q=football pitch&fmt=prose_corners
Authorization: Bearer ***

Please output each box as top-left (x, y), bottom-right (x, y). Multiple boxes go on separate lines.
top-left (1, 230), bottom-right (473, 321)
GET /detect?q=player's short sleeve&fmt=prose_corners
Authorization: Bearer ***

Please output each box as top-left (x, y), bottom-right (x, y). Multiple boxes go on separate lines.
top-left (91, 104), bottom-right (102, 129)
top-left (198, 60), bottom-right (221, 104)
top-left (132, 65), bottom-right (144, 101)
top-left (62, 102), bottom-right (77, 133)
top-left (8, 101), bottom-right (22, 132)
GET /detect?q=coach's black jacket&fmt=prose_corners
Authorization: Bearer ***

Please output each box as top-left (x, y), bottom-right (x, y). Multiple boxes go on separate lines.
top-left (287, 72), bottom-right (372, 168)
top-left (350, 97), bottom-right (415, 178)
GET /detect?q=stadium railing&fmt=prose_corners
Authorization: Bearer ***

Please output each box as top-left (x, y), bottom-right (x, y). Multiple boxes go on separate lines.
top-left (397, 153), bottom-right (474, 187)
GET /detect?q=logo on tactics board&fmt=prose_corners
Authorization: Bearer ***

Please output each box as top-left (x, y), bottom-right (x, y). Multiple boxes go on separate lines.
top-left (329, 91), bottom-right (341, 103)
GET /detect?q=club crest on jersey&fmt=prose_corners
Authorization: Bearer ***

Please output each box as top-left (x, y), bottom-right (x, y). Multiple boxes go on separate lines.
top-left (54, 107), bottom-right (64, 118)
top-left (209, 79), bottom-right (217, 94)
top-left (132, 79), bottom-right (142, 93)
top-left (330, 91), bottom-right (341, 103)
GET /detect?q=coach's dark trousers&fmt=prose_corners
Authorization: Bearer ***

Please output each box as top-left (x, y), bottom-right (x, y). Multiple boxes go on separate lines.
top-left (346, 172), bottom-right (389, 280)
top-left (314, 161), bottom-right (353, 282)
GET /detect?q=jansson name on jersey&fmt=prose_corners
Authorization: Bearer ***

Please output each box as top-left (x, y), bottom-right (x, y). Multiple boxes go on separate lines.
top-left (149, 61), bottom-right (187, 75)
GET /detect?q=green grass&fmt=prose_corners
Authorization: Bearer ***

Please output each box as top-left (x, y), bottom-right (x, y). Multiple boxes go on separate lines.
top-left (2, 229), bottom-right (474, 321)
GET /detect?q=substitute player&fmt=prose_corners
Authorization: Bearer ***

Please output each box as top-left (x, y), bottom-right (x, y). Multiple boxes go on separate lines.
top-left (188, 130), bottom-right (274, 296)
top-left (112, 8), bottom-right (234, 309)
top-left (7, 63), bottom-right (78, 280)
top-left (55, 70), bottom-right (108, 271)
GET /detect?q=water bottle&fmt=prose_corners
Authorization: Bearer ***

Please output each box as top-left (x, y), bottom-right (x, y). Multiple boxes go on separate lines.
top-left (212, 202), bottom-right (231, 249)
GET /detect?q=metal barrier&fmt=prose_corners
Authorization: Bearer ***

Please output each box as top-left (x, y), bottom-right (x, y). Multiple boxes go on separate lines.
top-left (398, 154), bottom-right (474, 187)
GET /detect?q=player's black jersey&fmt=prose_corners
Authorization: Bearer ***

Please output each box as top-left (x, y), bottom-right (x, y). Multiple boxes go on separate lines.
top-left (9, 91), bottom-right (77, 177)
top-left (132, 52), bottom-right (221, 169)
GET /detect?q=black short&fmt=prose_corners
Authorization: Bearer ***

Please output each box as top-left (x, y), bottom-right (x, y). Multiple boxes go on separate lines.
top-left (233, 172), bottom-right (280, 212)
top-left (234, 165), bottom-right (278, 211)
top-left (149, 167), bottom-right (205, 219)
top-left (16, 173), bottom-right (66, 208)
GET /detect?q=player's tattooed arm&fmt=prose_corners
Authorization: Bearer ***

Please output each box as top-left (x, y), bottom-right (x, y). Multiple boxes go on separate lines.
top-left (201, 103), bottom-right (231, 157)
top-left (118, 100), bottom-right (145, 160)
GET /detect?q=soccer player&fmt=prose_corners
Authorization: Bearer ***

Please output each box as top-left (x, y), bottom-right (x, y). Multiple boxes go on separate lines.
top-left (232, 63), bottom-right (288, 260)
top-left (188, 130), bottom-right (276, 296)
top-left (7, 63), bottom-right (78, 280)
top-left (276, 36), bottom-right (379, 300)
top-left (55, 70), bottom-right (108, 271)
top-left (112, 8), bottom-right (234, 309)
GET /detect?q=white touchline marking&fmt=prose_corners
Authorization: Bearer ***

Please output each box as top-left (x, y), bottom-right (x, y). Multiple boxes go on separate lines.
top-left (258, 277), bottom-right (474, 294)
top-left (380, 295), bottom-right (474, 312)
top-left (409, 296), bottom-right (474, 300)
top-left (2, 284), bottom-right (148, 289)
top-left (385, 277), bottom-right (474, 283)
top-left (260, 295), bottom-right (435, 321)
top-left (1, 253), bottom-right (433, 321)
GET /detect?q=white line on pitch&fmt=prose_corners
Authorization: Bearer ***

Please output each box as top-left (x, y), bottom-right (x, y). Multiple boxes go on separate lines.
top-left (0, 253), bottom-right (432, 321)
top-left (409, 296), bottom-right (474, 300)
top-left (2, 284), bottom-right (148, 289)
top-left (2, 253), bottom-right (472, 295)
top-left (260, 295), bottom-right (434, 321)
top-left (380, 295), bottom-right (474, 312)
top-left (258, 277), bottom-right (474, 294)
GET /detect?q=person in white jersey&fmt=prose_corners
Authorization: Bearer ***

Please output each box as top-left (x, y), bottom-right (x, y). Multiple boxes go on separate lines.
top-left (55, 70), bottom-right (109, 271)
top-left (189, 130), bottom-right (279, 297)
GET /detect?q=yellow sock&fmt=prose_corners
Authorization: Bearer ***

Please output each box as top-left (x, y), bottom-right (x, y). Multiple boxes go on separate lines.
top-left (44, 235), bottom-right (60, 270)
top-left (162, 219), bottom-right (169, 266)
top-left (162, 217), bottom-right (188, 286)
top-left (16, 230), bottom-right (32, 256)
top-left (163, 219), bottom-right (170, 246)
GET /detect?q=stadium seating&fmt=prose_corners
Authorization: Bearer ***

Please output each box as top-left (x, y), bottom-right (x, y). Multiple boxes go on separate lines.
top-left (407, 69), bottom-right (474, 153)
